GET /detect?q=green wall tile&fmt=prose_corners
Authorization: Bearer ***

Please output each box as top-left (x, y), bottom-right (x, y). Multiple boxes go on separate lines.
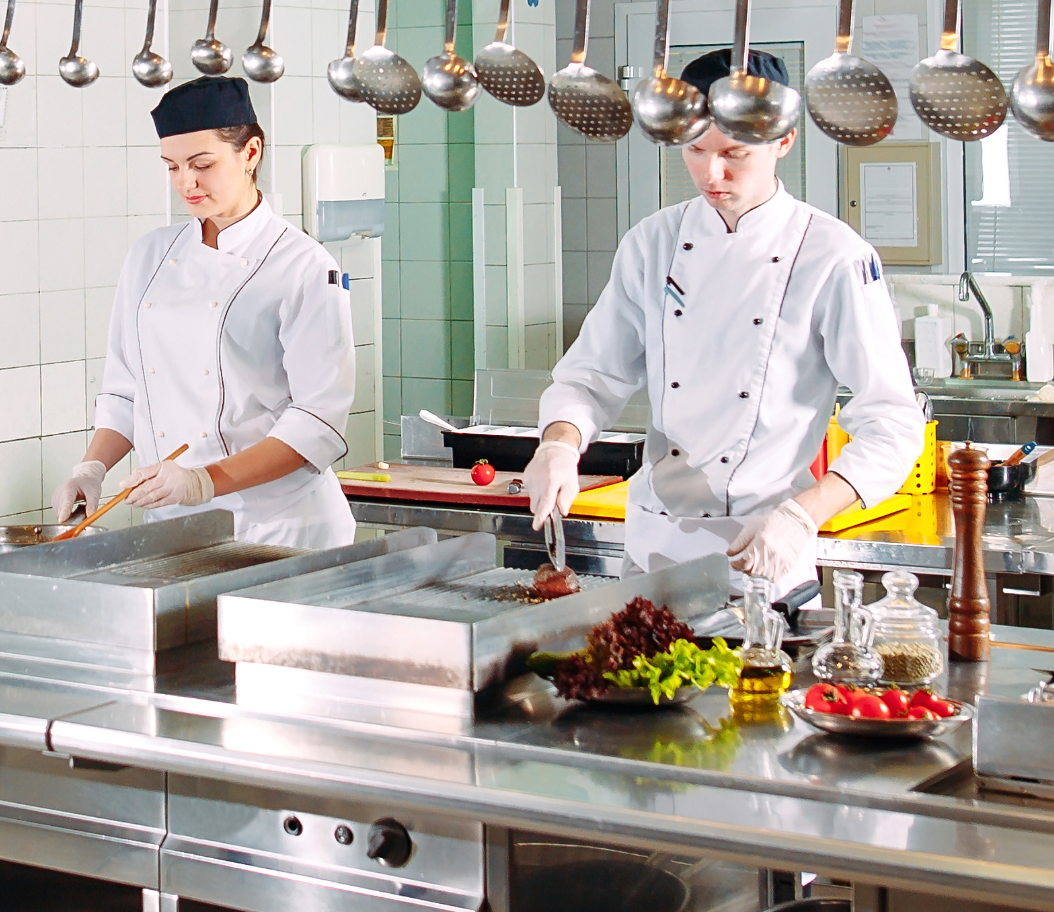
top-left (383, 435), bottom-right (402, 461)
top-left (400, 202), bottom-right (449, 261)
top-left (484, 204), bottom-right (506, 265)
top-left (403, 378), bottom-right (451, 416)
top-left (398, 96), bottom-right (450, 144)
top-left (475, 143), bottom-right (514, 194)
top-left (382, 203), bottom-right (400, 261)
top-left (385, 168), bottom-right (400, 202)
top-left (450, 261), bottom-right (473, 321)
top-left (402, 319), bottom-right (451, 379)
top-left (398, 144), bottom-right (450, 203)
top-left (472, 98), bottom-right (514, 142)
top-left (382, 317), bottom-right (401, 376)
top-left (400, 260), bottom-right (450, 320)
top-left (448, 203), bottom-right (473, 261)
top-left (448, 109), bottom-right (475, 144)
top-left (382, 263), bottom-right (401, 318)
top-left (485, 265), bottom-right (507, 324)
top-left (382, 376), bottom-right (402, 423)
top-left (451, 379), bottom-right (473, 416)
top-left (448, 146), bottom-right (475, 201)
top-left (451, 320), bottom-right (474, 381)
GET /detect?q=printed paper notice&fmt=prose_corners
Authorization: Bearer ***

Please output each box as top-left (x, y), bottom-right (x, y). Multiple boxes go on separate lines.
top-left (860, 14), bottom-right (922, 140)
top-left (860, 162), bottom-right (918, 248)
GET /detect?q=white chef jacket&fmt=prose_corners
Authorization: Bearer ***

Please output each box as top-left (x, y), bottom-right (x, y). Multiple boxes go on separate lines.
top-left (539, 183), bottom-right (924, 592)
top-left (95, 196), bottom-right (358, 549)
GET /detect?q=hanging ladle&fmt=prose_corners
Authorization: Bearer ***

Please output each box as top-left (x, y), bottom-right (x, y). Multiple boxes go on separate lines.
top-left (632, 0), bottom-right (709, 144)
top-left (0, 0), bottom-right (25, 86)
top-left (132, 0), bottom-right (173, 88)
top-left (805, 0), bottom-right (896, 145)
top-left (709, 0), bottom-right (801, 142)
top-left (548, 0), bottom-right (633, 142)
top-left (352, 0), bottom-right (421, 115)
top-left (422, 0), bottom-right (480, 111)
top-left (59, 0), bottom-right (99, 87)
top-left (909, 0), bottom-right (1006, 140)
top-left (474, 0), bottom-right (545, 106)
top-left (243, 0), bottom-right (284, 83)
top-left (328, 0), bottom-right (363, 101)
top-left (191, 0), bottom-right (233, 75)
top-left (1010, 0), bottom-right (1054, 140)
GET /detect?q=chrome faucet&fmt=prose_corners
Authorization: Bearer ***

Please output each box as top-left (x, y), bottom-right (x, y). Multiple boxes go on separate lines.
top-left (958, 271), bottom-right (998, 359)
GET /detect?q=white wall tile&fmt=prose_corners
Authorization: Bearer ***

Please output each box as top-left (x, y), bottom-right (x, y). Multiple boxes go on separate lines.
top-left (85, 286), bottom-right (115, 360)
top-left (585, 143), bottom-right (616, 199)
top-left (273, 5), bottom-right (314, 77)
top-left (36, 75), bottom-right (83, 148)
top-left (0, 510), bottom-right (45, 524)
top-left (0, 220), bottom-right (40, 295)
top-left (8, 1), bottom-right (36, 78)
top-left (85, 356), bottom-right (106, 428)
top-left (83, 147), bottom-right (129, 217)
top-left (311, 77), bottom-right (341, 146)
top-left (562, 250), bottom-right (586, 304)
top-left (558, 143), bottom-right (585, 197)
top-left (0, 76), bottom-right (38, 148)
top-left (126, 80), bottom-right (162, 146)
top-left (0, 437), bottom-right (43, 515)
top-left (41, 430), bottom-right (88, 520)
top-left (38, 218), bottom-right (85, 291)
top-left (338, 92), bottom-right (376, 144)
top-left (0, 366), bottom-right (42, 441)
top-left (310, 6), bottom-right (343, 75)
top-left (340, 237), bottom-right (376, 280)
top-left (0, 294), bottom-right (41, 370)
top-left (41, 360), bottom-right (86, 435)
top-left (344, 410), bottom-right (375, 468)
top-left (274, 144), bottom-right (304, 217)
top-left (80, 6), bottom-right (126, 77)
top-left (561, 197), bottom-right (586, 252)
top-left (353, 342), bottom-right (375, 414)
top-left (102, 452), bottom-right (133, 499)
top-left (0, 149), bottom-right (39, 221)
top-left (272, 76), bottom-right (314, 146)
top-left (40, 290), bottom-right (87, 363)
top-left (586, 197), bottom-right (617, 253)
top-left (82, 76), bottom-right (128, 147)
top-left (347, 275), bottom-right (376, 344)
top-left (35, 5), bottom-right (72, 77)
top-left (127, 145), bottom-right (167, 215)
top-left (37, 147), bottom-right (84, 220)
top-left (83, 216), bottom-right (128, 287)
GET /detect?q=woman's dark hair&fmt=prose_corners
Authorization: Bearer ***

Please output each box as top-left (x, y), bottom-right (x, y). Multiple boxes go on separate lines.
top-left (214, 124), bottom-right (266, 183)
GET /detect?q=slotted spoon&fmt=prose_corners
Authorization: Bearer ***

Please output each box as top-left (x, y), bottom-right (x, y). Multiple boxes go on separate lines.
top-left (422, 0), bottom-right (480, 111)
top-left (0, 0), bottom-right (25, 86)
top-left (1010, 0), bottom-right (1054, 140)
top-left (709, 0), bottom-right (801, 142)
top-left (805, 0), bottom-right (897, 145)
top-left (632, 0), bottom-right (709, 144)
top-left (548, 0), bottom-right (633, 142)
top-left (351, 0), bottom-right (421, 115)
top-left (191, 0), bottom-right (233, 75)
top-left (328, 0), bottom-right (363, 101)
top-left (59, 0), bottom-right (99, 87)
top-left (474, 0), bottom-right (545, 106)
top-left (909, 0), bottom-right (1007, 140)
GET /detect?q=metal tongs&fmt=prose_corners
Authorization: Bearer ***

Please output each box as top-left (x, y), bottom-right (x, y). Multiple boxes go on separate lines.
top-left (544, 508), bottom-right (567, 572)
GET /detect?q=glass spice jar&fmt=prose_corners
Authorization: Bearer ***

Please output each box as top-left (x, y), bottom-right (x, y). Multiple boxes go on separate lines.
top-left (811, 569), bottom-right (883, 686)
top-left (866, 570), bottom-right (944, 686)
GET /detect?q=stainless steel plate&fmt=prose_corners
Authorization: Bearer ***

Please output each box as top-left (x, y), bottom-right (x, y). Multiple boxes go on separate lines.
top-left (585, 685), bottom-right (696, 708)
top-left (783, 690), bottom-right (972, 739)
top-left (0, 523), bottom-right (106, 553)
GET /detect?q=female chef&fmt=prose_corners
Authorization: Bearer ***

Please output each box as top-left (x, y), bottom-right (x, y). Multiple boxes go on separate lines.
top-left (51, 76), bottom-right (357, 549)
top-left (524, 50), bottom-right (925, 595)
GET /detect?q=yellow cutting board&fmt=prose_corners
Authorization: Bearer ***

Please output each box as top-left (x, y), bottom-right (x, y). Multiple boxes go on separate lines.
top-left (568, 480), bottom-right (630, 519)
top-left (819, 493), bottom-right (912, 533)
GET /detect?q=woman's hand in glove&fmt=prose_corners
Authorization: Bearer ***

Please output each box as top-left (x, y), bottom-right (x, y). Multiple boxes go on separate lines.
top-left (726, 498), bottom-right (818, 582)
top-left (121, 462), bottom-right (215, 510)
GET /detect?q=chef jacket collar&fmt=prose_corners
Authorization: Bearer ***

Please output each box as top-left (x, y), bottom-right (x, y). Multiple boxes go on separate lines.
top-left (700, 180), bottom-right (795, 236)
top-left (194, 192), bottom-right (272, 255)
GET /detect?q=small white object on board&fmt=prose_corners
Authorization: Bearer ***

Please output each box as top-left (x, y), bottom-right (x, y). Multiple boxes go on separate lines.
top-left (914, 304), bottom-right (953, 378)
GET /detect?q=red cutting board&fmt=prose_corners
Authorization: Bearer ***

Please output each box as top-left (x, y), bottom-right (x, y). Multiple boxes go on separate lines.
top-left (339, 463), bottom-right (622, 508)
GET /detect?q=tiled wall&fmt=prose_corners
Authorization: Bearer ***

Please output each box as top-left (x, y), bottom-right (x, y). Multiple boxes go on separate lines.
top-left (0, 0), bottom-right (379, 525)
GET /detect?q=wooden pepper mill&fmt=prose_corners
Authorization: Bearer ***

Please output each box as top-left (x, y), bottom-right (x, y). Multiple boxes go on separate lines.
top-left (947, 443), bottom-right (992, 662)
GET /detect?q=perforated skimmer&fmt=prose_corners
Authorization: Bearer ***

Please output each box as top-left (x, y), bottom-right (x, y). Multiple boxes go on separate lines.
top-left (909, 0), bottom-right (1007, 140)
top-left (548, 0), bottom-right (633, 142)
top-left (474, 0), bottom-right (545, 107)
top-left (351, 0), bottom-right (421, 115)
top-left (805, 0), bottom-right (897, 145)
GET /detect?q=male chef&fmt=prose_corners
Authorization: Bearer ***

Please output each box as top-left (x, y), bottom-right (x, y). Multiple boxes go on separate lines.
top-left (524, 49), bottom-right (925, 594)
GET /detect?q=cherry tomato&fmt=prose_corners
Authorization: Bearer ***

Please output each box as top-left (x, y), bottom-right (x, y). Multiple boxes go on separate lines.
top-left (927, 697), bottom-right (958, 718)
top-left (851, 694), bottom-right (892, 720)
top-left (804, 683), bottom-right (849, 715)
top-left (470, 460), bottom-right (496, 486)
top-left (909, 689), bottom-right (941, 713)
top-left (880, 688), bottom-right (911, 717)
top-left (906, 706), bottom-right (937, 721)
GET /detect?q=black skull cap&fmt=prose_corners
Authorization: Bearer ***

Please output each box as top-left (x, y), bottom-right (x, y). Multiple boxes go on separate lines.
top-left (680, 48), bottom-right (790, 96)
top-left (151, 76), bottom-right (258, 139)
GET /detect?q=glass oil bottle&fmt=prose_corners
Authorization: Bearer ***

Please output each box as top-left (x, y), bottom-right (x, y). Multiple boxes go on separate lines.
top-left (730, 575), bottom-right (794, 707)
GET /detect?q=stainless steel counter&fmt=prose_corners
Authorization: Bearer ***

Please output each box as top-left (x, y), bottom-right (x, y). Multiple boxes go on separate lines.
top-left (0, 626), bottom-right (1053, 906)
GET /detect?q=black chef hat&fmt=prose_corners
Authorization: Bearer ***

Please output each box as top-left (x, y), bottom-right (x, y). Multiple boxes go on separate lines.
top-left (151, 76), bottom-right (258, 139)
top-left (681, 48), bottom-right (790, 96)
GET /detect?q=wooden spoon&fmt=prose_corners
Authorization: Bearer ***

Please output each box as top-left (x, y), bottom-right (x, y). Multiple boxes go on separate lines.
top-left (51, 444), bottom-right (189, 542)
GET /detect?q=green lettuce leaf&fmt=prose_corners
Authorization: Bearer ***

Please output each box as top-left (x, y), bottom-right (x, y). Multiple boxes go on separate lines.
top-left (603, 637), bottom-right (744, 705)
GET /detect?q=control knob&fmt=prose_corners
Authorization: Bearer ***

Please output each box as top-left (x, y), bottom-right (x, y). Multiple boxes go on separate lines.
top-left (366, 818), bottom-right (412, 867)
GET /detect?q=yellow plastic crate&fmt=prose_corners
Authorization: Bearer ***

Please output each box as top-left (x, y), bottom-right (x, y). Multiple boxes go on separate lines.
top-left (827, 415), bottom-right (938, 496)
top-left (819, 493), bottom-right (912, 533)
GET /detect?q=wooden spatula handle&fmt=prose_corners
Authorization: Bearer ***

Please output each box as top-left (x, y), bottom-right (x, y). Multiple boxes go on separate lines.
top-left (51, 444), bottom-right (190, 542)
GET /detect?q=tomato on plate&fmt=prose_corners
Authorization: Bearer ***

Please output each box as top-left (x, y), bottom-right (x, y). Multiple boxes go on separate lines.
top-left (850, 694), bottom-right (892, 720)
top-left (906, 706), bottom-right (937, 721)
top-left (471, 460), bottom-right (496, 486)
top-left (927, 697), bottom-right (958, 718)
top-left (880, 688), bottom-right (911, 718)
top-left (804, 683), bottom-right (849, 715)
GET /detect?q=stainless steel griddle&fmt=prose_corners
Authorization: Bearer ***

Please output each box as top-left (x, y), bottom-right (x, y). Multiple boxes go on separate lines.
top-left (0, 511), bottom-right (434, 691)
top-left (219, 534), bottom-right (729, 720)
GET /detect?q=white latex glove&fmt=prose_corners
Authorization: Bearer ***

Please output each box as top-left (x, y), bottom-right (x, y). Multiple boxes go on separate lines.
top-left (726, 498), bottom-right (818, 582)
top-left (51, 460), bottom-right (107, 522)
top-left (524, 440), bottom-right (581, 531)
top-left (120, 462), bottom-right (215, 510)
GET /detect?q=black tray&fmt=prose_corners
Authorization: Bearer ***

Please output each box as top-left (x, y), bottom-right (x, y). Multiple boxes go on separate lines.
top-left (443, 430), bottom-right (644, 478)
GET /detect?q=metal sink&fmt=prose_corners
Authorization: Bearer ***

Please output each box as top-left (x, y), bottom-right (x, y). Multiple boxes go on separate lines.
top-left (917, 379), bottom-right (1045, 401)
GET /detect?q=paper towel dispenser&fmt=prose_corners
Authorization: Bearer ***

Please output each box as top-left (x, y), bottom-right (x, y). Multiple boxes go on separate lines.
top-left (302, 143), bottom-right (386, 242)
